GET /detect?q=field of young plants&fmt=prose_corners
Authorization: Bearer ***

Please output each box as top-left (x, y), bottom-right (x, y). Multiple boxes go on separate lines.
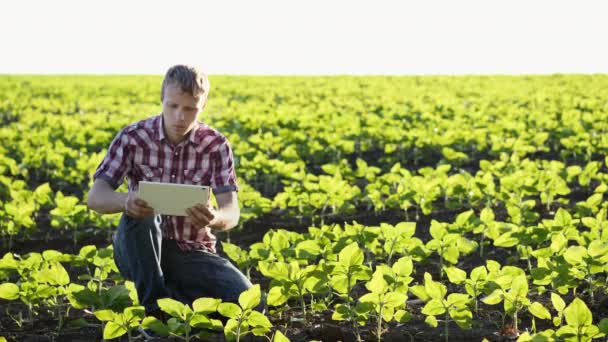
top-left (1, 74), bottom-right (608, 341)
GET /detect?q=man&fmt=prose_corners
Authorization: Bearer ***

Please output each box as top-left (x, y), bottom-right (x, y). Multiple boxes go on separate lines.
top-left (87, 65), bottom-right (251, 320)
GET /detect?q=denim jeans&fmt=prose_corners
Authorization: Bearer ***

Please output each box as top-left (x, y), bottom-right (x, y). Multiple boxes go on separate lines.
top-left (112, 214), bottom-right (253, 313)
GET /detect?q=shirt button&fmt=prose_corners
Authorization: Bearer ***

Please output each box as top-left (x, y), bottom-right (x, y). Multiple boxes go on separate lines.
top-left (174, 152), bottom-right (179, 156)
top-left (171, 174), bottom-right (176, 178)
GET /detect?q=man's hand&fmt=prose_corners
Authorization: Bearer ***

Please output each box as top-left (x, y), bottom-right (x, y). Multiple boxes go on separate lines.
top-left (125, 192), bottom-right (154, 218)
top-left (186, 203), bottom-right (217, 229)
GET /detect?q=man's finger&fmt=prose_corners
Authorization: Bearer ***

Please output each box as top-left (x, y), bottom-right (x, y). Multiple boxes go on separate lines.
top-left (187, 208), bottom-right (211, 226)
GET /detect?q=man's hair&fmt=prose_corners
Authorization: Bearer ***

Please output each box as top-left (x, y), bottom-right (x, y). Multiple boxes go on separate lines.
top-left (161, 64), bottom-right (210, 101)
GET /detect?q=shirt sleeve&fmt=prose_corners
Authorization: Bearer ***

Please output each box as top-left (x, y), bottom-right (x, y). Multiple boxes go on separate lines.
top-left (210, 137), bottom-right (239, 194)
top-left (93, 128), bottom-right (132, 189)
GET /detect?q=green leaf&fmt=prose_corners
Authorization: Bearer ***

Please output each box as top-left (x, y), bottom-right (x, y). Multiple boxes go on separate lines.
top-left (247, 310), bottom-right (272, 328)
top-left (446, 293), bottom-right (469, 307)
top-left (422, 299), bottom-right (445, 315)
top-left (94, 309), bottom-right (115, 322)
top-left (267, 286), bottom-right (289, 306)
top-left (394, 309), bottom-right (413, 323)
top-left (443, 266), bottom-right (467, 284)
top-left (494, 233), bottom-right (518, 247)
top-left (384, 292), bottom-right (407, 308)
top-left (103, 321), bottom-right (127, 339)
top-left (424, 273), bottom-right (446, 300)
top-left (124, 306), bottom-right (145, 321)
top-left (392, 257), bottom-right (413, 276)
top-left (528, 302), bottom-right (551, 320)
top-left (510, 275), bottom-right (528, 298)
top-left (273, 330), bottom-right (291, 342)
top-left (551, 293), bottom-right (566, 312)
top-left (218, 302), bottom-right (242, 319)
top-left (338, 242), bottom-right (364, 267)
top-left (193, 298), bottom-right (221, 314)
top-left (0, 283), bottom-right (19, 300)
top-left (409, 285), bottom-right (430, 302)
top-left (563, 298), bottom-right (592, 328)
top-left (442, 247), bottom-right (460, 264)
top-left (482, 289), bottom-right (503, 305)
top-left (598, 318), bottom-right (608, 334)
top-left (332, 303), bottom-right (351, 321)
top-left (425, 315), bottom-right (438, 327)
top-left (158, 298), bottom-right (189, 319)
top-left (239, 284), bottom-right (261, 310)
top-left (366, 270), bottom-right (389, 294)
top-left (141, 317), bottom-right (170, 336)
top-left (563, 246), bottom-right (587, 265)
top-left (480, 207), bottom-right (495, 223)
top-left (429, 220), bottom-right (447, 240)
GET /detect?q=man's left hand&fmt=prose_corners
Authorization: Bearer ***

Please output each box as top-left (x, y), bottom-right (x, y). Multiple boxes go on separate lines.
top-left (186, 203), bottom-right (217, 229)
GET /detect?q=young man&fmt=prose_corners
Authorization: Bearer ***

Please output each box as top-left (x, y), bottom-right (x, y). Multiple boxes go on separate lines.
top-left (87, 65), bottom-right (251, 320)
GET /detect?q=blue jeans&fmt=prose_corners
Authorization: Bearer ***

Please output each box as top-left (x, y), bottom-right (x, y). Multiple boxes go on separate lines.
top-left (112, 214), bottom-right (253, 313)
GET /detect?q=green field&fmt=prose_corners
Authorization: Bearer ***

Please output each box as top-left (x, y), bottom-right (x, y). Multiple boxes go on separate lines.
top-left (1, 75), bottom-right (608, 341)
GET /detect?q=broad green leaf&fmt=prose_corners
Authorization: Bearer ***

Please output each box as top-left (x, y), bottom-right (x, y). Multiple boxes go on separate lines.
top-left (551, 293), bottom-right (566, 312)
top-left (446, 293), bottom-right (469, 307)
top-left (384, 292), bottom-right (407, 307)
top-left (395, 309), bottom-right (413, 323)
top-left (510, 275), bottom-right (528, 298)
top-left (409, 285), bottom-right (430, 302)
top-left (422, 299), bottom-right (445, 315)
top-left (332, 303), bottom-right (351, 321)
top-left (158, 298), bottom-right (189, 319)
top-left (392, 257), bottom-right (413, 276)
top-left (563, 246), bottom-right (587, 265)
top-left (94, 309), bottom-right (115, 322)
top-left (267, 286), bottom-right (288, 306)
top-left (141, 317), bottom-right (170, 336)
top-left (273, 330), bottom-right (291, 342)
top-left (444, 266), bottom-right (467, 284)
top-left (366, 270), bottom-right (389, 294)
top-left (218, 302), bottom-right (242, 319)
top-left (443, 246), bottom-right (460, 264)
top-left (0, 283), bottom-right (19, 300)
top-left (528, 302), bottom-right (551, 320)
top-left (424, 273), bottom-right (446, 300)
top-left (563, 298), bottom-right (592, 327)
top-left (103, 321), bottom-right (127, 339)
top-left (338, 242), bottom-right (364, 267)
top-left (124, 306), bottom-right (145, 321)
top-left (239, 284), bottom-right (261, 310)
top-left (598, 318), bottom-right (608, 334)
top-left (494, 233), bottom-right (518, 247)
top-left (247, 310), bottom-right (272, 328)
top-left (480, 207), bottom-right (495, 223)
top-left (482, 289), bottom-right (503, 305)
top-left (425, 315), bottom-right (438, 327)
top-left (193, 297), bottom-right (221, 314)
top-left (359, 293), bottom-right (380, 305)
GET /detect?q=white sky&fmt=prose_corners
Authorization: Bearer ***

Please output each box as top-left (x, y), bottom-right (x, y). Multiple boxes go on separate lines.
top-left (1, 0), bottom-right (607, 75)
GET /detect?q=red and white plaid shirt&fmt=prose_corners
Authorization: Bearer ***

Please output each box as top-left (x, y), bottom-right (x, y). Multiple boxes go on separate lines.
top-left (93, 114), bottom-right (239, 253)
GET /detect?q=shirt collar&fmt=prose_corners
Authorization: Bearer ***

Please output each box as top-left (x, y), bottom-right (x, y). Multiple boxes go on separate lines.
top-left (155, 114), bottom-right (203, 146)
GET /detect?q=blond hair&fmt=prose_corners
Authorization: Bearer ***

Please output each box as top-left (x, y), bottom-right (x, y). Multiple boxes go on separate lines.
top-left (161, 64), bottom-right (210, 101)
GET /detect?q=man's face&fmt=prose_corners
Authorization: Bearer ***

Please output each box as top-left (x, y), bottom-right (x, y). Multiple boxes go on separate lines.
top-left (162, 82), bottom-right (207, 144)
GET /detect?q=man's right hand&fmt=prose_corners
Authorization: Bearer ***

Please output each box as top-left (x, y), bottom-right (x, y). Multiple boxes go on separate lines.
top-left (125, 192), bottom-right (155, 218)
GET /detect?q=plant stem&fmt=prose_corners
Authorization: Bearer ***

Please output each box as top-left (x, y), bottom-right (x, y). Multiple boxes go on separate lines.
top-left (445, 311), bottom-right (449, 342)
top-left (377, 303), bottom-right (383, 342)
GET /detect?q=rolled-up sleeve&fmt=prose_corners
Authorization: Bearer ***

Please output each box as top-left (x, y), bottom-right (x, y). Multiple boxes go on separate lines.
top-left (93, 129), bottom-right (132, 189)
top-left (210, 137), bottom-right (239, 194)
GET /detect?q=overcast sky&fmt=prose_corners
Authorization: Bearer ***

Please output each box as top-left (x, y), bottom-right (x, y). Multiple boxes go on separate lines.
top-left (1, 0), bottom-right (606, 75)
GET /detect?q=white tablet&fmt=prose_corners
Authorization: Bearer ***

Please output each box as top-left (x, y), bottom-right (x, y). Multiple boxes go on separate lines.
top-left (138, 181), bottom-right (210, 216)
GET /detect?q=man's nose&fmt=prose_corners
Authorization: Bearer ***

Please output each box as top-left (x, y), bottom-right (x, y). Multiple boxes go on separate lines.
top-left (176, 110), bottom-right (185, 121)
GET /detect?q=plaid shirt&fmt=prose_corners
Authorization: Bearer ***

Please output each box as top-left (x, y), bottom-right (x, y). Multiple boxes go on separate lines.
top-left (93, 114), bottom-right (238, 253)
